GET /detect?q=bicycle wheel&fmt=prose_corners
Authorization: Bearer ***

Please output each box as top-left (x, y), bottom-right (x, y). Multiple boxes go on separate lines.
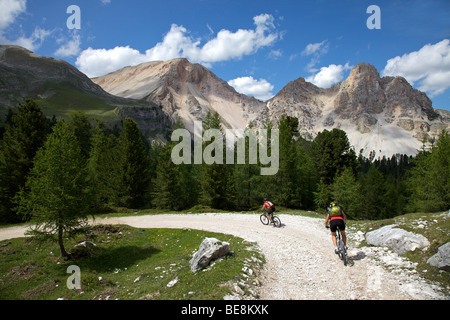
top-left (341, 242), bottom-right (348, 266)
top-left (337, 229), bottom-right (347, 265)
top-left (260, 214), bottom-right (269, 225)
top-left (272, 216), bottom-right (281, 228)
top-left (342, 249), bottom-right (348, 266)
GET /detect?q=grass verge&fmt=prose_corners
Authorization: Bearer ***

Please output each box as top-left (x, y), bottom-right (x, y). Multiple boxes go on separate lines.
top-left (0, 224), bottom-right (264, 300)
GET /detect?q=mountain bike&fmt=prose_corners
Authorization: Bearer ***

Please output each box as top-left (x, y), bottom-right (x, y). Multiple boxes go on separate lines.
top-left (260, 212), bottom-right (281, 228)
top-left (327, 225), bottom-right (348, 266)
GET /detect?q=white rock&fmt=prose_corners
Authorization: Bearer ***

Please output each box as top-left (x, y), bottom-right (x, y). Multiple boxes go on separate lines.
top-left (167, 277), bottom-right (178, 288)
top-left (427, 242), bottom-right (450, 271)
top-left (189, 237), bottom-right (231, 273)
top-left (365, 225), bottom-right (430, 255)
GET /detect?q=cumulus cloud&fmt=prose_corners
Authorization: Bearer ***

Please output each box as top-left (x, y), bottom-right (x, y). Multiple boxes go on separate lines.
top-left (228, 76), bottom-right (274, 101)
top-left (301, 40), bottom-right (328, 56)
top-left (1, 26), bottom-right (51, 51)
top-left (382, 39), bottom-right (450, 97)
top-left (77, 46), bottom-right (148, 77)
top-left (0, 0), bottom-right (26, 30)
top-left (306, 63), bottom-right (352, 88)
top-left (76, 14), bottom-right (278, 77)
top-left (298, 40), bottom-right (329, 72)
top-left (54, 32), bottom-right (81, 57)
top-left (0, 0), bottom-right (51, 51)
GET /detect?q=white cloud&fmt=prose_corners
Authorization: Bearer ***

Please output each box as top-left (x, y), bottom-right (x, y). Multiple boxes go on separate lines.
top-left (1, 26), bottom-right (51, 51)
top-left (0, 0), bottom-right (51, 51)
top-left (302, 40), bottom-right (328, 56)
top-left (0, 0), bottom-right (26, 30)
top-left (54, 33), bottom-right (81, 57)
top-left (382, 39), bottom-right (450, 97)
top-left (76, 14), bottom-right (278, 77)
top-left (228, 76), bottom-right (274, 101)
top-left (77, 46), bottom-right (148, 77)
top-left (306, 63), bottom-right (352, 88)
top-left (269, 49), bottom-right (282, 59)
top-left (301, 40), bottom-right (329, 72)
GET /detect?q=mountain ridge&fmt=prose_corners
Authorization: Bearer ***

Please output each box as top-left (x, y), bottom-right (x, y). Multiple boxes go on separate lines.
top-left (0, 45), bottom-right (173, 139)
top-left (1, 45), bottom-right (449, 157)
top-left (92, 57), bottom-right (265, 134)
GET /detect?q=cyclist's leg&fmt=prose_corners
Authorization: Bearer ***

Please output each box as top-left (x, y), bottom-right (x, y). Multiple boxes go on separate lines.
top-left (330, 220), bottom-right (339, 253)
top-left (331, 231), bottom-right (337, 247)
top-left (341, 230), bottom-right (347, 246)
top-left (338, 220), bottom-right (347, 246)
top-left (268, 208), bottom-right (274, 222)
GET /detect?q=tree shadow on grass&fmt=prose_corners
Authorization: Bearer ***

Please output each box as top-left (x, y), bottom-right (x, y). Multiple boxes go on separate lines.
top-left (76, 245), bottom-right (161, 273)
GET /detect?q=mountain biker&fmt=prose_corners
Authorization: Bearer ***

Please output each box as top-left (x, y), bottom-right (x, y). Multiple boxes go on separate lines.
top-left (261, 198), bottom-right (275, 223)
top-left (325, 201), bottom-right (347, 254)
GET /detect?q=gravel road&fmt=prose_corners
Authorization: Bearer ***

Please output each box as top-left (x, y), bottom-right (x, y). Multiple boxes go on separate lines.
top-left (0, 213), bottom-right (447, 300)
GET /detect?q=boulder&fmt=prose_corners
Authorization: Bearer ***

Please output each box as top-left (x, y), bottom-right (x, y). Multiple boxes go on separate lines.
top-left (427, 242), bottom-right (450, 271)
top-left (365, 225), bottom-right (429, 255)
top-left (189, 237), bottom-right (231, 273)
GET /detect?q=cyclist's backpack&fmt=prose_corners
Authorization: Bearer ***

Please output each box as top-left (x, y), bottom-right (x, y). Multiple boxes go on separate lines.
top-left (266, 201), bottom-right (275, 209)
top-left (330, 205), bottom-right (341, 217)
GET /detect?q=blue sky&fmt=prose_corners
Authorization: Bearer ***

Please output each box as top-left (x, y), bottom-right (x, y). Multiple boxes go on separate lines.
top-left (1, 0), bottom-right (449, 110)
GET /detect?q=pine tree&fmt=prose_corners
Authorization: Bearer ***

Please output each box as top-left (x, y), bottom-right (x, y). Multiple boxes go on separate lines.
top-left (310, 128), bottom-right (358, 185)
top-left (87, 126), bottom-right (123, 208)
top-left (331, 167), bottom-right (363, 219)
top-left (233, 125), bottom-right (261, 209)
top-left (198, 112), bottom-right (230, 209)
top-left (273, 115), bottom-right (301, 207)
top-left (360, 165), bottom-right (386, 219)
top-left (0, 99), bottom-right (47, 223)
top-left (67, 111), bottom-right (93, 160)
top-left (152, 141), bottom-right (180, 209)
top-left (407, 130), bottom-right (450, 212)
top-left (314, 179), bottom-right (331, 211)
top-left (116, 118), bottom-right (151, 208)
top-left (15, 120), bottom-right (92, 257)
top-left (151, 118), bottom-right (199, 210)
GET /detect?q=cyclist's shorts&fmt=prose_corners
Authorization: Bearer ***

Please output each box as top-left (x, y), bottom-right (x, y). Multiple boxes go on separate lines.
top-left (330, 219), bottom-right (345, 232)
top-left (267, 208), bottom-right (275, 215)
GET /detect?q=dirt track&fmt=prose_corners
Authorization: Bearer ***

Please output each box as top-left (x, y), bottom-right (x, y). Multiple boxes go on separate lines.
top-left (0, 213), bottom-right (446, 300)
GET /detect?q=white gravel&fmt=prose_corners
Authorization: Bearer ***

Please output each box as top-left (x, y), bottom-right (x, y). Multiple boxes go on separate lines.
top-left (1, 213), bottom-right (447, 300)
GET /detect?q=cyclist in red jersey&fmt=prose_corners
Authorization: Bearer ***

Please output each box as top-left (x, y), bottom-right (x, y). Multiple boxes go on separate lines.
top-left (325, 201), bottom-right (347, 254)
top-left (261, 198), bottom-right (275, 223)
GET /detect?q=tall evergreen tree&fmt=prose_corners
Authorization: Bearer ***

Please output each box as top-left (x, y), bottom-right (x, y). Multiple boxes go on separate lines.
top-left (198, 112), bottom-right (230, 209)
top-left (310, 128), bottom-right (358, 185)
top-left (407, 130), bottom-right (449, 212)
top-left (67, 111), bottom-right (94, 160)
top-left (272, 115), bottom-right (301, 207)
top-left (15, 121), bottom-right (92, 257)
top-left (87, 126), bottom-right (123, 208)
top-left (152, 119), bottom-right (198, 210)
top-left (152, 141), bottom-right (180, 209)
top-left (233, 125), bottom-right (261, 209)
top-left (0, 99), bottom-right (47, 223)
top-left (331, 167), bottom-right (363, 219)
top-left (116, 118), bottom-right (151, 208)
top-left (360, 165), bottom-right (387, 219)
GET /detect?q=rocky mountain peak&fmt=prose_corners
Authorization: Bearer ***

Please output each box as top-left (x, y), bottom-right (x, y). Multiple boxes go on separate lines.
top-left (347, 62), bottom-right (380, 79)
top-left (3, 46), bottom-right (446, 159)
top-left (92, 58), bottom-right (265, 133)
top-left (258, 62), bottom-right (448, 157)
